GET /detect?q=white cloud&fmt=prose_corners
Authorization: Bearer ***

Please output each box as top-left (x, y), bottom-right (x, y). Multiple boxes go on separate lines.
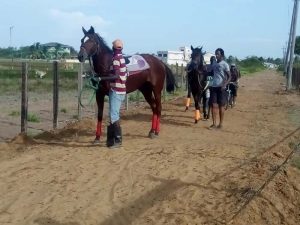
top-left (49, 9), bottom-right (110, 31)
top-left (46, 9), bottom-right (111, 49)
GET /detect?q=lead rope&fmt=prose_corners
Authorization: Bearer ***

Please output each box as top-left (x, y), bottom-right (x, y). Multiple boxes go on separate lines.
top-left (79, 76), bottom-right (100, 108)
top-left (79, 56), bottom-right (100, 108)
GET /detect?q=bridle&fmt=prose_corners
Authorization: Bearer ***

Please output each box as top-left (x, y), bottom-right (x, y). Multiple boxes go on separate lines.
top-left (190, 52), bottom-right (209, 91)
top-left (80, 35), bottom-right (100, 59)
top-left (80, 35), bottom-right (101, 76)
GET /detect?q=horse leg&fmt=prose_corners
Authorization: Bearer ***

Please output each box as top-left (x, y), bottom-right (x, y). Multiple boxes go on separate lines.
top-left (152, 89), bottom-right (162, 136)
top-left (94, 92), bottom-right (105, 143)
top-left (202, 92), bottom-right (209, 120)
top-left (139, 86), bottom-right (157, 138)
top-left (185, 84), bottom-right (191, 111)
top-left (193, 93), bottom-right (201, 123)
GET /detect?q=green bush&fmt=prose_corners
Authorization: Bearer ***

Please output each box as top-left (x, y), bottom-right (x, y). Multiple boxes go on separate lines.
top-left (60, 108), bottom-right (67, 113)
top-left (9, 111), bottom-right (20, 116)
top-left (237, 56), bottom-right (265, 75)
top-left (28, 113), bottom-right (40, 122)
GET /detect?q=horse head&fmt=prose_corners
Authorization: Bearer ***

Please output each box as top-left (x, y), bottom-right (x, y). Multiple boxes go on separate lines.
top-left (190, 45), bottom-right (205, 69)
top-left (78, 26), bottom-right (100, 62)
top-left (188, 45), bottom-right (208, 91)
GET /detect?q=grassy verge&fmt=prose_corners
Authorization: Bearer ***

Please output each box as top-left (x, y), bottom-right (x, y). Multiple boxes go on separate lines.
top-left (290, 142), bottom-right (300, 170)
top-left (291, 156), bottom-right (300, 170)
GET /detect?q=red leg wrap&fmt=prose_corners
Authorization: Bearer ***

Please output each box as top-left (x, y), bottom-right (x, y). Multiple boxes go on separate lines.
top-left (95, 120), bottom-right (102, 139)
top-left (156, 116), bottom-right (160, 133)
top-left (151, 114), bottom-right (158, 131)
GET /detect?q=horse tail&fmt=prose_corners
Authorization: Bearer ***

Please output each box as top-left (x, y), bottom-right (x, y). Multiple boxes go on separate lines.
top-left (164, 64), bottom-right (177, 93)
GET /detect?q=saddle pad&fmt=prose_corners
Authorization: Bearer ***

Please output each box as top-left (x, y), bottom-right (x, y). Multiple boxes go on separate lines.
top-left (125, 55), bottom-right (150, 72)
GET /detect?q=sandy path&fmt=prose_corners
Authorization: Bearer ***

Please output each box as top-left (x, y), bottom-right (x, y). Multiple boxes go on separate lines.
top-left (0, 70), bottom-right (299, 225)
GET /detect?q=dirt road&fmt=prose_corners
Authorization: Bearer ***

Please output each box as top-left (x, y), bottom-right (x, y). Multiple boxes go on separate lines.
top-left (0, 70), bottom-right (299, 225)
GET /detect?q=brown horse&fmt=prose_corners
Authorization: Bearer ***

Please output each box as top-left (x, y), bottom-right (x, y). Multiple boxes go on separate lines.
top-left (77, 26), bottom-right (176, 141)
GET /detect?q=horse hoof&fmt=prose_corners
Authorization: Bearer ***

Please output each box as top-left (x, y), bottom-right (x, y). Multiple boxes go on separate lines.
top-left (185, 107), bottom-right (189, 111)
top-left (194, 120), bottom-right (198, 124)
top-left (93, 139), bottom-right (100, 145)
top-left (148, 132), bottom-right (158, 139)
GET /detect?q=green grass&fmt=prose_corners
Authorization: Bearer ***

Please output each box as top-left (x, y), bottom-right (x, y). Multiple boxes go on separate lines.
top-left (0, 60), bottom-right (79, 95)
top-left (291, 156), bottom-right (300, 170)
top-left (27, 113), bottom-right (40, 122)
top-left (290, 142), bottom-right (300, 170)
top-left (237, 57), bottom-right (266, 76)
top-left (128, 92), bottom-right (143, 102)
top-left (8, 109), bottom-right (40, 123)
top-left (9, 111), bottom-right (20, 116)
top-left (60, 108), bottom-right (67, 113)
top-left (239, 66), bottom-right (265, 76)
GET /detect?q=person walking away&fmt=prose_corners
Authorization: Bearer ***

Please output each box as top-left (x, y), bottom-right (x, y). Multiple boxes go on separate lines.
top-left (229, 63), bottom-right (241, 107)
top-left (209, 48), bottom-right (231, 129)
top-left (106, 39), bottom-right (128, 148)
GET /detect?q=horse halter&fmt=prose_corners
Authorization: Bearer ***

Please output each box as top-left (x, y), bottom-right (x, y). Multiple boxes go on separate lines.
top-left (80, 35), bottom-right (100, 58)
top-left (80, 35), bottom-right (101, 76)
top-left (190, 51), bottom-right (207, 90)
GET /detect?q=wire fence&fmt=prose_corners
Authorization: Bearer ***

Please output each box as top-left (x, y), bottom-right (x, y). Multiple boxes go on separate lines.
top-left (0, 59), bottom-right (188, 137)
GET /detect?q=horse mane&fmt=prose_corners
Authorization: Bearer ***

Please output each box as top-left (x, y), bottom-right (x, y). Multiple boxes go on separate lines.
top-left (94, 33), bottom-right (113, 54)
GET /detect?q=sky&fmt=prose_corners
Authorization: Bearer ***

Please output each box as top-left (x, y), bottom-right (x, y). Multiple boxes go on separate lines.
top-left (0, 0), bottom-right (296, 59)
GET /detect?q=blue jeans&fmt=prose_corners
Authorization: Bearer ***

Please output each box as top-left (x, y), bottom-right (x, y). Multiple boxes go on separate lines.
top-left (109, 90), bottom-right (125, 124)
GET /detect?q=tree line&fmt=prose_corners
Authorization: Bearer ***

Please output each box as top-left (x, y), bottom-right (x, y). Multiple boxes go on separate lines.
top-left (0, 42), bottom-right (78, 60)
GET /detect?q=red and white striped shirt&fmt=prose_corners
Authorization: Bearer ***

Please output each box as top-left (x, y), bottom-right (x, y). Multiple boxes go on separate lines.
top-left (111, 49), bottom-right (128, 94)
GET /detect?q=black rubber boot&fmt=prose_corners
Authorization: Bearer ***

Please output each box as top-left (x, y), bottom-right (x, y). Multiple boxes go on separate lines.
top-left (106, 123), bottom-right (115, 147)
top-left (109, 121), bottom-right (122, 149)
top-left (114, 121), bottom-right (122, 145)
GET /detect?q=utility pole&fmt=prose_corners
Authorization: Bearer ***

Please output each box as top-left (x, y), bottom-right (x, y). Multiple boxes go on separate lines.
top-left (287, 0), bottom-right (299, 90)
top-left (284, 2), bottom-right (296, 76)
top-left (9, 26), bottom-right (14, 64)
top-left (282, 46), bottom-right (286, 67)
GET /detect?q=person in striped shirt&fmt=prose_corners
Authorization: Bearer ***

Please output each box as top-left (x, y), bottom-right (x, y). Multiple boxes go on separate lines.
top-left (106, 39), bottom-right (128, 148)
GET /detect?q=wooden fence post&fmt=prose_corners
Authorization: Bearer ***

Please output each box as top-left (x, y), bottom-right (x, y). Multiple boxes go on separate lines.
top-left (21, 62), bottom-right (28, 134)
top-left (78, 63), bottom-right (83, 118)
top-left (53, 61), bottom-right (59, 129)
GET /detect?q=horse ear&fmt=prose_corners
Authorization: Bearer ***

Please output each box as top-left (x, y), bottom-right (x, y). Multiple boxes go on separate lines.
top-left (90, 26), bottom-right (95, 34)
top-left (82, 27), bottom-right (87, 35)
top-left (191, 45), bottom-right (194, 51)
